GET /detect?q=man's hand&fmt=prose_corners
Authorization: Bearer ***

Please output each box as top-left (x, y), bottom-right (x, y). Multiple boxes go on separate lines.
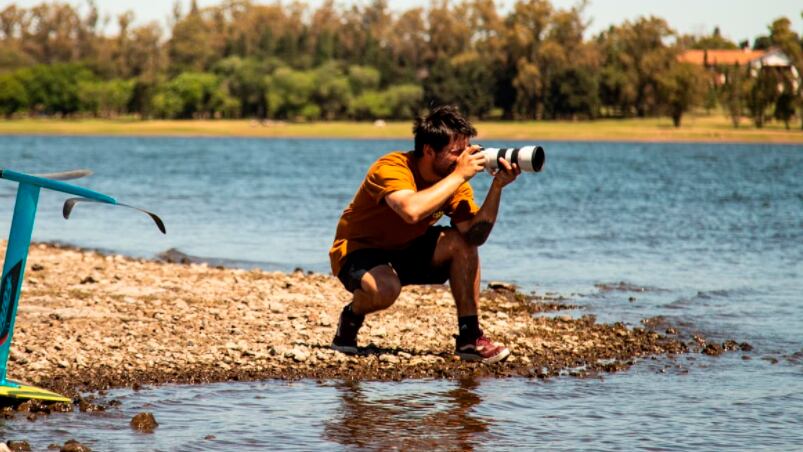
top-left (492, 157), bottom-right (520, 188)
top-left (454, 145), bottom-right (486, 181)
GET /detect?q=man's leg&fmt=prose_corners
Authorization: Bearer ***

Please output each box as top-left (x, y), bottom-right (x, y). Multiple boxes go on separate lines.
top-left (431, 229), bottom-right (480, 317)
top-left (351, 265), bottom-right (402, 315)
top-left (333, 265), bottom-right (401, 353)
top-left (431, 229), bottom-right (510, 363)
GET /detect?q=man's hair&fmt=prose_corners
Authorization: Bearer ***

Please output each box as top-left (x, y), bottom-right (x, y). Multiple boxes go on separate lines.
top-left (413, 105), bottom-right (477, 157)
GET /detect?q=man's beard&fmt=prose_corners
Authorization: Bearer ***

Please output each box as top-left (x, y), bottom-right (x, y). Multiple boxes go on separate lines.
top-left (433, 159), bottom-right (456, 178)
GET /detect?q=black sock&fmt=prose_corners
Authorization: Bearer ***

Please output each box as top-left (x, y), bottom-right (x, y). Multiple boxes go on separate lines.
top-left (458, 315), bottom-right (481, 341)
top-left (343, 303), bottom-right (365, 327)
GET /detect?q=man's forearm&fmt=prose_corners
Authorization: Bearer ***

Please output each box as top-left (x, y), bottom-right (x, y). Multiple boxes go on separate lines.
top-left (464, 182), bottom-right (503, 246)
top-left (398, 173), bottom-right (466, 223)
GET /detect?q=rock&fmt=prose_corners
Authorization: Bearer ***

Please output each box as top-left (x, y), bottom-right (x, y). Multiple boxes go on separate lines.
top-left (204, 435), bottom-right (216, 440)
top-left (370, 327), bottom-right (387, 337)
top-left (80, 276), bottom-right (97, 285)
top-left (60, 440), bottom-right (92, 452)
top-left (31, 264), bottom-right (45, 271)
top-left (6, 441), bottom-right (31, 452)
top-left (702, 343), bottom-right (723, 356)
top-left (286, 348), bottom-right (308, 362)
top-left (78, 400), bottom-right (104, 413)
top-left (131, 412), bottom-right (159, 433)
top-left (488, 281), bottom-right (517, 292)
top-left (158, 248), bottom-right (192, 264)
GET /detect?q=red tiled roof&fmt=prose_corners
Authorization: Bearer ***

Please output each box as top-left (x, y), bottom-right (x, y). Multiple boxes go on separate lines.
top-left (678, 49), bottom-right (767, 66)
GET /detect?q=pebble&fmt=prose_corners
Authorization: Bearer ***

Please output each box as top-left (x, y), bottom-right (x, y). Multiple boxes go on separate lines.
top-left (130, 412), bottom-right (159, 433)
top-left (60, 440), bottom-right (92, 452)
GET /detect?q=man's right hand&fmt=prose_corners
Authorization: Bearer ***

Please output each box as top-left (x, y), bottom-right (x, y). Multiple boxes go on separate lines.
top-left (454, 145), bottom-right (486, 181)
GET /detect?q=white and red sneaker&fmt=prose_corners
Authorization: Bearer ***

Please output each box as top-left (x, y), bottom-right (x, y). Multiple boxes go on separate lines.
top-left (456, 334), bottom-right (511, 364)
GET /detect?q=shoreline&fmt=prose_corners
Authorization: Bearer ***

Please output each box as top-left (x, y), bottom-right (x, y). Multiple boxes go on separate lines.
top-left (1, 118), bottom-right (801, 145)
top-left (2, 242), bottom-right (747, 401)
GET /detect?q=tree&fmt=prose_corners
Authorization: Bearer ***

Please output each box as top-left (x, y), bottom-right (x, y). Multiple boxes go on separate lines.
top-left (265, 67), bottom-right (316, 119)
top-left (768, 17), bottom-right (803, 129)
top-left (684, 27), bottom-right (739, 50)
top-left (152, 72), bottom-right (222, 119)
top-left (774, 89), bottom-right (795, 129)
top-left (0, 73), bottom-right (28, 117)
top-left (746, 68), bottom-right (780, 128)
top-left (15, 63), bottom-right (95, 115)
top-left (720, 64), bottom-right (749, 128)
top-left (657, 62), bottom-right (706, 127)
top-left (213, 56), bottom-right (274, 118)
top-left (78, 79), bottom-right (134, 117)
top-left (312, 62), bottom-right (352, 120)
top-left (168, 2), bottom-right (218, 74)
top-left (423, 52), bottom-right (495, 118)
top-left (546, 66), bottom-right (599, 119)
top-left (597, 17), bottom-right (676, 117)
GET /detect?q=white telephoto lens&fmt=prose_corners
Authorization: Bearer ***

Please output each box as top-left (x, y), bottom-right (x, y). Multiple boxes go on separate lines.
top-left (480, 146), bottom-right (545, 173)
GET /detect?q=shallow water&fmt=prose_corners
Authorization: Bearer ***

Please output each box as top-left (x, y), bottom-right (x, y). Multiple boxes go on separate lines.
top-left (0, 137), bottom-right (801, 448)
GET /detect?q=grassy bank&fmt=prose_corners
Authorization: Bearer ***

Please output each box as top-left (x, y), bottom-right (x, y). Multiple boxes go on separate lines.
top-left (0, 115), bottom-right (801, 143)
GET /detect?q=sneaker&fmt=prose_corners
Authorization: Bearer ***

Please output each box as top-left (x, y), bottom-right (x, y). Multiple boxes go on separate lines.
top-left (331, 305), bottom-right (363, 354)
top-left (456, 334), bottom-right (511, 364)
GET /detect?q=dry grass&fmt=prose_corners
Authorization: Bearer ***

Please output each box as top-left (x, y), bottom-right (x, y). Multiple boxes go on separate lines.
top-left (0, 114), bottom-right (801, 143)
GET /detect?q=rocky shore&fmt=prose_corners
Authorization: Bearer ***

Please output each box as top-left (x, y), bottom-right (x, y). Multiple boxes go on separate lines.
top-left (1, 243), bottom-right (743, 400)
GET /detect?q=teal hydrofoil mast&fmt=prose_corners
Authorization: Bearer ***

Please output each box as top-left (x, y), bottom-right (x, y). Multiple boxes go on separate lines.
top-left (0, 168), bottom-right (165, 403)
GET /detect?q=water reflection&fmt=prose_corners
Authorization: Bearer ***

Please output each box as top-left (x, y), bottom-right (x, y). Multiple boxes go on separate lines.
top-left (323, 378), bottom-right (491, 450)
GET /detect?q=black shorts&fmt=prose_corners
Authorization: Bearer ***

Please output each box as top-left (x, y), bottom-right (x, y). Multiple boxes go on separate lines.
top-left (337, 226), bottom-right (451, 293)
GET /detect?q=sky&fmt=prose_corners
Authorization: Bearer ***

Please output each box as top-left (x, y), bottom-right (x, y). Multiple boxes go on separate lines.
top-left (4, 0), bottom-right (802, 44)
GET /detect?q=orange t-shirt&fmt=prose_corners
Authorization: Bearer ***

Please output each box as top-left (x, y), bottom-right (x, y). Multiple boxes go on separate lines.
top-left (329, 151), bottom-right (480, 276)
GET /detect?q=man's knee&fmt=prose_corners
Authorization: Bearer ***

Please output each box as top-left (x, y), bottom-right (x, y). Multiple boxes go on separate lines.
top-left (441, 229), bottom-right (478, 261)
top-left (361, 266), bottom-right (401, 309)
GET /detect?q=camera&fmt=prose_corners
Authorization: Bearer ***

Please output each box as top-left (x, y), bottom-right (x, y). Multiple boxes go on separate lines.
top-left (479, 146), bottom-right (545, 173)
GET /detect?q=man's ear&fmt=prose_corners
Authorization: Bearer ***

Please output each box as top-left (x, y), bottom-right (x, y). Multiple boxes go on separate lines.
top-left (422, 144), bottom-right (435, 159)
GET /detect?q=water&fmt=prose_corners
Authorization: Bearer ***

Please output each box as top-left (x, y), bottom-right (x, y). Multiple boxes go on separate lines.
top-left (1, 136), bottom-right (801, 449)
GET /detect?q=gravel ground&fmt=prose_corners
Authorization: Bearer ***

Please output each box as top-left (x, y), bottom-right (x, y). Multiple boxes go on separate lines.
top-left (1, 242), bottom-right (742, 401)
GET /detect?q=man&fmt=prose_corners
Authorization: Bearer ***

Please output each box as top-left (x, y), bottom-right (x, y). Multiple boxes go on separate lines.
top-left (329, 105), bottom-right (520, 364)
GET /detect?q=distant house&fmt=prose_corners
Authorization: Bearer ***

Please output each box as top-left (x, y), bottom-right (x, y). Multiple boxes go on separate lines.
top-left (678, 48), bottom-right (800, 89)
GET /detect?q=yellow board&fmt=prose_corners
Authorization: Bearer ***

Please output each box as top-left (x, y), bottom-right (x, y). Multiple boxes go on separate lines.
top-left (0, 381), bottom-right (71, 403)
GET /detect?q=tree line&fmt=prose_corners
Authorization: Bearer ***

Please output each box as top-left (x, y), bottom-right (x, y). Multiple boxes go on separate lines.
top-left (0, 0), bottom-right (801, 128)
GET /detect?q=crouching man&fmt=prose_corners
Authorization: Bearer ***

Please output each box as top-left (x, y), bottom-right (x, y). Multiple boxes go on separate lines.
top-left (329, 105), bottom-right (521, 363)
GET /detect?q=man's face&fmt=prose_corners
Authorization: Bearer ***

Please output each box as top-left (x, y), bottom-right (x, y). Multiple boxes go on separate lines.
top-left (431, 136), bottom-right (469, 178)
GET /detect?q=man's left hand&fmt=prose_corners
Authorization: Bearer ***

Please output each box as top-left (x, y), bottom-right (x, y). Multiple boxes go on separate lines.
top-left (492, 158), bottom-right (520, 188)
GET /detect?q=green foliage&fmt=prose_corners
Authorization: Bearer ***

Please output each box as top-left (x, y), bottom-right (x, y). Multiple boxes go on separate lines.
top-left (689, 27), bottom-right (739, 50)
top-left (15, 64), bottom-right (95, 115)
top-left (78, 79), bottom-right (135, 117)
top-left (213, 57), bottom-right (275, 117)
top-left (746, 69), bottom-right (781, 128)
top-left (657, 62), bottom-right (706, 127)
top-left (347, 66), bottom-right (381, 94)
top-left (312, 62), bottom-right (352, 120)
top-left (0, 74), bottom-right (28, 117)
top-left (350, 84), bottom-right (423, 120)
top-left (546, 67), bottom-right (599, 119)
top-left (422, 53), bottom-right (495, 118)
top-left (774, 90), bottom-right (795, 129)
top-left (266, 67), bottom-right (317, 119)
top-left (384, 84), bottom-right (423, 119)
top-left (350, 90), bottom-right (391, 120)
top-left (153, 72), bottom-right (222, 119)
top-left (0, 1), bottom-right (799, 125)
top-left (720, 66), bottom-right (749, 127)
